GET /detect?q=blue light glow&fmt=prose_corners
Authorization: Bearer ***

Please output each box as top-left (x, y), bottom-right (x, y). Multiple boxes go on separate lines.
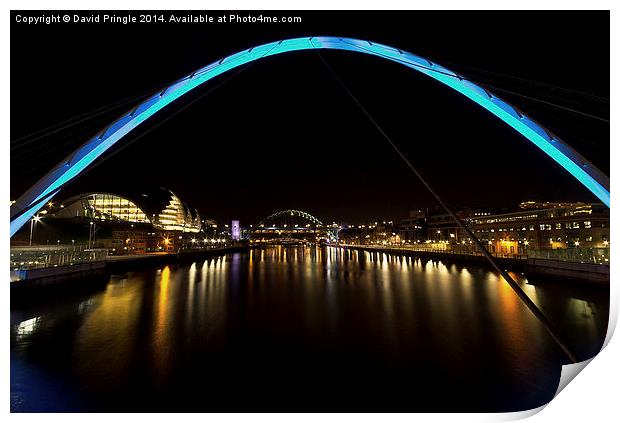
top-left (10, 36), bottom-right (609, 237)
top-left (10, 194), bottom-right (56, 238)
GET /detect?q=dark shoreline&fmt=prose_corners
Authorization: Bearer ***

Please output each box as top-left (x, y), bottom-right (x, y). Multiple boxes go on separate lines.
top-left (10, 245), bottom-right (249, 306)
top-left (333, 244), bottom-right (609, 287)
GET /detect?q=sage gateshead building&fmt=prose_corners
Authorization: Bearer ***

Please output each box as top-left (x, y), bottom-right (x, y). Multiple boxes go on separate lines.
top-left (36, 187), bottom-right (204, 253)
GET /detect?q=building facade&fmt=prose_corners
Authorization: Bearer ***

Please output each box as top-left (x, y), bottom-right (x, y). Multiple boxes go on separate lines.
top-left (39, 188), bottom-right (212, 254)
top-left (471, 202), bottom-right (609, 255)
top-left (340, 201), bottom-right (609, 260)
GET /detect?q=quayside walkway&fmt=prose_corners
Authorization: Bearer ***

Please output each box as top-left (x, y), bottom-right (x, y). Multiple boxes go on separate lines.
top-left (10, 244), bottom-right (247, 288)
top-left (335, 243), bottom-right (609, 285)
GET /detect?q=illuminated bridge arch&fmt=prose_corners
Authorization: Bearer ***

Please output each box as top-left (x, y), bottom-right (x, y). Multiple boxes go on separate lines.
top-left (257, 209), bottom-right (324, 229)
top-left (10, 36), bottom-right (610, 237)
top-left (250, 209), bottom-right (339, 243)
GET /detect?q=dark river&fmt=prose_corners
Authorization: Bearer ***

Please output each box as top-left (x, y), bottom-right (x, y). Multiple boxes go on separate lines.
top-left (10, 246), bottom-right (608, 412)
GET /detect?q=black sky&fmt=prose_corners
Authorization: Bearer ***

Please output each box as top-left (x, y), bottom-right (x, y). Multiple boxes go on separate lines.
top-left (10, 10), bottom-right (610, 224)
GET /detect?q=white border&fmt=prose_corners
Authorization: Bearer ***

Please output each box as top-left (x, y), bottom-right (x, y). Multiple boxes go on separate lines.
top-left (3, 1), bottom-right (617, 421)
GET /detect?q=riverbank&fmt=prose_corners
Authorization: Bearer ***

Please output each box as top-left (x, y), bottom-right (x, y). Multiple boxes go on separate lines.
top-left (334, 244), bottom-right (609, 286)
top-left (106, 245), bottom-right (248, 271)
top-left (10, 245), bottom-right (249, 299)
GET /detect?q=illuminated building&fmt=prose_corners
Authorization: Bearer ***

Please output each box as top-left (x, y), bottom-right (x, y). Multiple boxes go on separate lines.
top-left (231, 220), bottom-right (241, 241)
top-left (337, 221), bottom-right (400, 246)
top-left (40, 188), bottom-right (205, 253)
top-left (52, 189), bottom-right (201, 233)
top-left (154, 192), bottom-right (201, 233)
top-left (471, 202), bottom-right (609, 254)
top-left (341, 201), bottom-right (609, 256)
top-left (398, 210), bottom-right (427, 243)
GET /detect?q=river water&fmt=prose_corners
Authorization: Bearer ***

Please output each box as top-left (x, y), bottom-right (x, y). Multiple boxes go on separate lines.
top-left (10, 246), bottom-right (609, 412)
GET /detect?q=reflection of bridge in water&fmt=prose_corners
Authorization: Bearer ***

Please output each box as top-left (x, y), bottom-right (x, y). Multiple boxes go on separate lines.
top-left (248, 210), bottom-right (340, 244)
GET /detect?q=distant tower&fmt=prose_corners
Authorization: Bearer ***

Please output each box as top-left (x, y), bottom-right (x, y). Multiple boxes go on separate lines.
top-left (231, 220), bottom-right (240, 241)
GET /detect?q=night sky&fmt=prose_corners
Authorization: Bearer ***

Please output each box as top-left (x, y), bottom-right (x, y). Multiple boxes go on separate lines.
top-left (10, 11), bottom-right (610, 225)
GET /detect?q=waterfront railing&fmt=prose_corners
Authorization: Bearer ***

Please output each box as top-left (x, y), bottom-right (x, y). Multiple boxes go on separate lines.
top-left (527, 247), bottom-right (609, 264)
top-left (10, 245), bottom-right (108, 271)
top-left (337, 243), bottom-right (609, 265)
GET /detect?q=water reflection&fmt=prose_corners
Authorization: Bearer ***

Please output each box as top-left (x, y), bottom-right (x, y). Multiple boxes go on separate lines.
top-left (15, 317), bottom-right (40, 339)
top-left (11, 246), bottom-right (608, 412)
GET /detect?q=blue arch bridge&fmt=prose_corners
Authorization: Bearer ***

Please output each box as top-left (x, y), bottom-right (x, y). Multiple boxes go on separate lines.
top-left (10, 36), bottom-right (610, 238)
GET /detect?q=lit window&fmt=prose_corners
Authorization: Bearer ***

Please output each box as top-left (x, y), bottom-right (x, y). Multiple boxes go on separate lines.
top-left (584, 221), bottom-right (592, 229)
top-left (556, 223), bottom-right (562, 229)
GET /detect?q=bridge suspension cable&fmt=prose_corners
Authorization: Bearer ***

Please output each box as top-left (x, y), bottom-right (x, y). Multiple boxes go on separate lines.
top-left (449, 72), bottom-right (610, 118)
top-left (11, 80), bottom-right (176, 149)
top-left (10, 42), bottom-right (281, 223)
top-left (12, 41), bottom-right (607, 157)
top-left (472, 81), bottom-right (609, 123)
top-left (432, 57), bottom-right (610, 103)
top-left (12, 62), bottom-right (606, 194)
top-left (316, 50), bottom-right (579, 364)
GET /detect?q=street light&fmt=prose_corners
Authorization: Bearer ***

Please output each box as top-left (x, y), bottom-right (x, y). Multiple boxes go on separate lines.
top-left (29, 215), bottom-right (41, 246)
